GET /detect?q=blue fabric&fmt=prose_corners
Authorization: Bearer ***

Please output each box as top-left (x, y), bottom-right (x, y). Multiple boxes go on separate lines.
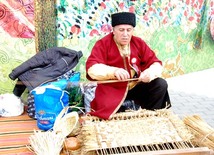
top-left (27, 71), bottom-right (82, 120)
top-left (32, 87), bottom-right (69, 131)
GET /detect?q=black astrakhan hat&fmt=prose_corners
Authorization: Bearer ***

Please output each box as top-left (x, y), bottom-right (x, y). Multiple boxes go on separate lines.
top-left (111, 12), bottom-right (136, 27)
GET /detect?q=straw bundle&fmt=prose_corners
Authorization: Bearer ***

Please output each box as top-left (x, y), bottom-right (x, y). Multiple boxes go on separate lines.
top-left (28, 130), bottom-right (65, 155)
top-left (183, 115), bottom-right (214, 150)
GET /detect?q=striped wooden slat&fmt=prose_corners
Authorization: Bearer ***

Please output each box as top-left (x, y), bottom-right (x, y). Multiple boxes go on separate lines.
top-left (0, 112), bottom-right (34, 122)
top-left (0, 146), bottom-right (33, 155)
top-left (0, 111), bottom-right (39, 154)
top-left (0, 132), bottom-right (34, 148)
top-left (0, 120), bottom-right (38, 134)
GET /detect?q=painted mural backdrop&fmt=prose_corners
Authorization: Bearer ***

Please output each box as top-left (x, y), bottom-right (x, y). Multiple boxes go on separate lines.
top-left (0, 0), bottom-right (214, 94)
top-left (0, 0), bottom-right (35, 94)
top-left (56, 0), bottom-right (214, 80)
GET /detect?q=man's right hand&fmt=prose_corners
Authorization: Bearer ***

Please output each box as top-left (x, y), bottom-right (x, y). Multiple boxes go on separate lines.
top-left (114, 68), bottom-right (130, 80)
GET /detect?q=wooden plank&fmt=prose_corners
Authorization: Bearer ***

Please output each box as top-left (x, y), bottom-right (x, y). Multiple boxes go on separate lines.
top-left (0, 132), bottom-right (34, 148)
top-left (0, 111), bottom-right (33, 122)
top-left (0, 146), bottom-right (33, 155)
top-left (0, 111), bottom-right (39, 155)
top-left (0, 120), bottom-right (38, 134)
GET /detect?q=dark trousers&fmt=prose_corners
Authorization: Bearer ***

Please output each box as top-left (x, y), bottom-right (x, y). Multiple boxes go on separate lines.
top-left (126, 78), bottom-right (171, 110)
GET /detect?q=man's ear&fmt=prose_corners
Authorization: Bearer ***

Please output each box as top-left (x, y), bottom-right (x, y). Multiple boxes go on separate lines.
top-left (112, 28), bottom-right (115, 35)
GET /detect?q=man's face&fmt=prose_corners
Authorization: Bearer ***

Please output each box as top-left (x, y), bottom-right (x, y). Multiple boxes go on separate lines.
top-left (113, 24), bottom-right (134, 46)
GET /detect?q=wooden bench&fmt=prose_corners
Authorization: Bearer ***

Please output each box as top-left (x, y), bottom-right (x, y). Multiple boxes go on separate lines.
top-left (0, 110), bottom-right (38, 155)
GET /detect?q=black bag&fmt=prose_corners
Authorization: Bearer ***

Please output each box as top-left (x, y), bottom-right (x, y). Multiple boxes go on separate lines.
top-left (27, 93), bottom-right (35, 119)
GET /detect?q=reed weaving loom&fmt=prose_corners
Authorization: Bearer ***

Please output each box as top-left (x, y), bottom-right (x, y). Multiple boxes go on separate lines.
top-left (80, 109), bottom-right (211, 155)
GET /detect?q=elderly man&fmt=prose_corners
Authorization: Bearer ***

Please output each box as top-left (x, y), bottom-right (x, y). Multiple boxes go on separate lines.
top-left (86, 12), bottom-right (171, 119)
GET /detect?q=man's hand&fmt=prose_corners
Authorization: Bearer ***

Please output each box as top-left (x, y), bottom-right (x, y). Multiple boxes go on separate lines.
top-left (114, 68), bottom-right (130, 80)
top-left (138, 69), bottom-right (151, 83)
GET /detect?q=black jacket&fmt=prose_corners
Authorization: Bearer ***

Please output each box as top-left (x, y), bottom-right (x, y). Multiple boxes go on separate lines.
top-left (9, 47), bottom-right (83, 92)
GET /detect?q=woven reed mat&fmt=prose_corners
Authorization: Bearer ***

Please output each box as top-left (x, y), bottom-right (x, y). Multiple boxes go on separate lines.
top-left (79, 109), bottom-right (195, 155)
top-left (0, 110), bottom-right (38, 155)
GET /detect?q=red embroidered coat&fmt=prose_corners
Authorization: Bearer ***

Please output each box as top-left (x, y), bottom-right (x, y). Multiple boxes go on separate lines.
top-left (86, 33), bottom-right (161, 119)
